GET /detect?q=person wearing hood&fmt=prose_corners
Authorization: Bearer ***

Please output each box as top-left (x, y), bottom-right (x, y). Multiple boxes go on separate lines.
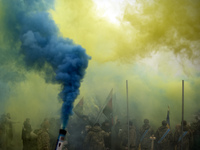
top-left (113, 119), bottom-right (122, 150)
top-left (191, 115), bottom-right (200, 150)
top-left (174, 120), bottom-right (192, 150)
top-left (22, 118), bottom-right (32, 150)
top-left (139, 119), bottom-right (154, 150)
top-left (119, 121), bottom-right (137, 150)
top-left (84, 123), bottom-right (110, 150)
top-left (37, 119), bottom-right (50, 150)
top-left (101, 120), bottom-right (112, 150)
top-left (155, 120), bottom-right (173, 150)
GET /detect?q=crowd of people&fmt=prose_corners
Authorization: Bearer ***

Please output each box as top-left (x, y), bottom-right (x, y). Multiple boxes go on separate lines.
top-left (67, 116), bottom-right (200, 150)
top-left (0, 113), bottom-right (200, 150)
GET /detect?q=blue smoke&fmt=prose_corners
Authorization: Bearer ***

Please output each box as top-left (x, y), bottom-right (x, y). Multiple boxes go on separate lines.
top-left (1, 0), bottom-right (90, 127)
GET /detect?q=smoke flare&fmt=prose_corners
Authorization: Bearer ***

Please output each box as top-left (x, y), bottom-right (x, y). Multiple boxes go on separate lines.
top-left (1, 0), bottom-right (90, 128)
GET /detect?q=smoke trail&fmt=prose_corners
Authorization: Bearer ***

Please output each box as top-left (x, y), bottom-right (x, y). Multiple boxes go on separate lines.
top-left (1, 0), bottom-right (90, 128)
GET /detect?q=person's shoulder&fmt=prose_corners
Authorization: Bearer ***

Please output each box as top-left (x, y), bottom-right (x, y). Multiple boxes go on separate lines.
top-left (87, 129), bottom-right (95, 135)
top-left (101, 129), bottom-right (106, 134)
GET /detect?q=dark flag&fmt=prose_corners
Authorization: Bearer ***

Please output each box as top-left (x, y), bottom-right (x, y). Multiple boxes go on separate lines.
top-left (166, 106), bottom-right (170, 128)
top-left (73, 97), bottom-right (84, 118)
top-left (94, 89), bottom-right (113, 124)
top-left (103, 91), bottom-right (113, 124)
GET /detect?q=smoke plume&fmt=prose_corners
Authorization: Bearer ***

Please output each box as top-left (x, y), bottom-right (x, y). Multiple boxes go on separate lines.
top-left (0, 0), bottom-right (90, 128)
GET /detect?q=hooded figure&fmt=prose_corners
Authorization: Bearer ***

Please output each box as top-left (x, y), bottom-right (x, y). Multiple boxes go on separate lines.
top-left (37, 119), bottom-right (50, 150)
top-left (120, 121), bottom-right (137, 150)
top-left (101, 120), bottom-right (112, 150)
top-left (191, 116), bottom-right (200, 150)
top-left (139, 119), bottom-right (154, 150)
top-left (22, 118), bottom-right (32, 150)
top-left (155, 120), bottom-right (173, 150)
top-left (113, 119), bottom-right (122, 150)
top-left (174, 120), bottom-right (192, 150)
top-left (84, 123), bottom-right (110, 150)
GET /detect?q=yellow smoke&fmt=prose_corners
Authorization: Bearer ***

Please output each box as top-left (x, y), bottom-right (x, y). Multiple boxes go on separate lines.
top-left (1, 0), bottom-right (199, 140)
top-left (6, 73), bottom-right (61, 126)
top-left (51, 0), bottom-right (200, 62)
top-left (49, 0), bottom-right (200, 127)
top-left (50, 0), bottom-right (128, 62)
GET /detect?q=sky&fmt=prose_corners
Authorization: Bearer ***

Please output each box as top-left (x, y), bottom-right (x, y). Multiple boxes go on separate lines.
top-left (0, 0), bottom-right (200, 133)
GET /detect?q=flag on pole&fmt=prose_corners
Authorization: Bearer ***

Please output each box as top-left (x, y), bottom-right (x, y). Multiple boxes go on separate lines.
top-left (103, 96), bottom-right (112, 118)
top-left (166, 106), bottom-right (170, 128)
top-left (94, 89), bottom-right (113, 124)
top-left (73, 97), bottom-right (84, 118)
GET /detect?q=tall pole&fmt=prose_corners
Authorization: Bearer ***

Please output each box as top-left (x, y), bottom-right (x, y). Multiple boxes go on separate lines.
top-left (126, 80), bottom-right (130, 150)
top-left (181, 80), bottom-right (184, 150)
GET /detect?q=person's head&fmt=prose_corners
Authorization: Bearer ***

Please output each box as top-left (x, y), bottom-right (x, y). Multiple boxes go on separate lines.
top-left (175, 124), bottom-right (181, 131)
top-left (85, 125), bottom-right (91, 131)
top-left (41, 119), bottom-right (50, 130)
top-left (195, 115), bottom-right (200, 121)
top-left (162, 120), bottom-right (167, 126)
top-left (94, 123), bottom-right (100, 127)
top-left (144, 119), bottom-right (149, 124)
top-left (181, 120), bottom-right (187, 126)
top-left (43, 118), bottom-right (49, 122)
top-left (6, 113), bottom-right (10, 118)
top-left (25, 118), bottom-right (30, 124)
top-left (24, 119), bottom-right (31, 129)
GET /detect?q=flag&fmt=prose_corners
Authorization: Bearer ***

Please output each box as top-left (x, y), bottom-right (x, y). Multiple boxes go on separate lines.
top-left (103, 90), bottom-right (113, 124)
top-left (166, 106), bottom-right (170, 128)
top-left (94, 89), bottom-right (113, 124)
top-left (73, 97), bottom-right (84, 118)
top-left (103, 96), bottom-right (112, 119)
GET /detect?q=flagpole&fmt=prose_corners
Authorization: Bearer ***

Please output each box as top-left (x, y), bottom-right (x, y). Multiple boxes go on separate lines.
top-left (167, 105), bottom-right (170, 128)
top-left (126, 80), bottom-right (130, 150)
top-left (181, 80), bottom-right (184, 150)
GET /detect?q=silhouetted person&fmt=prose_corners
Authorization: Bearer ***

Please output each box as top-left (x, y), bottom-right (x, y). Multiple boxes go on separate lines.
top-left (113, 119), bottom-right (122, 150)
top-left (22, 118), bottom-right (32, 150)
top-left (155, 120), bottom-right (173, 150)
top-left (174, 120), bottom-right (192, 150)
top-left (119, 121), bottom-right (137, 150)
top-left (101, 120), bottom-right (112, 150)
top-left (84, 123), bottom-right (110, 150)
top-left (37, 119), bottom-right (50, 150)
top-left (139, 119), bottom-right (154, 150)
